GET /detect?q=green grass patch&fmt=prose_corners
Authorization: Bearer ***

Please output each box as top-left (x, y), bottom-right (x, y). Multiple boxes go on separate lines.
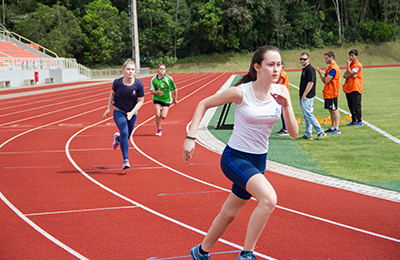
top-left (208, 68), bottom-right (400, 192)
top-left (163, 41), bottom-right (400, 74)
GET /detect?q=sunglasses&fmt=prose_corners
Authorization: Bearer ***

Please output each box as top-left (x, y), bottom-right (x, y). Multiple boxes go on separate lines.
top-left (299, 58), bottom-right (308, 61)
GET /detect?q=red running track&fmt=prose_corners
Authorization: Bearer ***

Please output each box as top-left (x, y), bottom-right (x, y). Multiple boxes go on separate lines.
top-left (0, 73), bottom-right (399, 259)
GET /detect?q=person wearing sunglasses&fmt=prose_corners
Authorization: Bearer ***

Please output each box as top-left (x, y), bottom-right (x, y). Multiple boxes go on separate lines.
top-left (298, 53), bottom-right (326, 140)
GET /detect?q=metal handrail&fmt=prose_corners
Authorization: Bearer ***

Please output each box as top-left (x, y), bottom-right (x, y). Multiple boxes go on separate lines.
top-left (0, 50), bottom-right (11, 57)
top-left (0, 23), bottom-right (59, 58)
top-left (0, 57), bottom-right (91, 78)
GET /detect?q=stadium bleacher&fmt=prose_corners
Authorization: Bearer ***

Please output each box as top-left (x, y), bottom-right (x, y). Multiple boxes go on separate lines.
top-left (0, 41), bottom-right (39, 58)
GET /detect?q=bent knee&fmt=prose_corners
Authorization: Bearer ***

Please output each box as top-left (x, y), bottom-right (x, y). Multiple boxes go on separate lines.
top-left (219, 211), bottom-right (238, 224)
top-left (259, 195), bottom-right (277, 212)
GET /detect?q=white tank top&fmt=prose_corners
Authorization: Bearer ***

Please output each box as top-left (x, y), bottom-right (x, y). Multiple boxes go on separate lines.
top-left (227, 82), bottom-right (282, 154)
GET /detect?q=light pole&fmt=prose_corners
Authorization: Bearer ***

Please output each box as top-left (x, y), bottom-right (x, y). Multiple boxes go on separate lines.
top-left (174, 0), bottom-right (179, 58)
top-left (131, 0), bottom-right (140, 72)
top-left (2, 0), bottom-right (5, 24)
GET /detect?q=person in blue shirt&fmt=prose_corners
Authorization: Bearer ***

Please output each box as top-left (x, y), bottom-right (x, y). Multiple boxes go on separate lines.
top-left (103, 59), bottom-right (145, 170)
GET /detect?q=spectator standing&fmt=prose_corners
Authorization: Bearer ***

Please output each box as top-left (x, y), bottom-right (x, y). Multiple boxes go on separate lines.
top-left (150, 64), bottom-right (178, 136)
top-left (316, 51), bottom-right (341, 135)
top-left (343, 49), bottom-right (363, 127)
top-left (276, 62), bottom-right (290, 136)
top-left (298, 52), bottom-right (326, 140)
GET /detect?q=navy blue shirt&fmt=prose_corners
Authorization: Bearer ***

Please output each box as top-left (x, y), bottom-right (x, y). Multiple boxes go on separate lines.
top-left (112, 77), bottom-right (145, 113)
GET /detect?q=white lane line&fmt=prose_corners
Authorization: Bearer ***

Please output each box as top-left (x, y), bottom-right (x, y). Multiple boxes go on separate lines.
top-left (65, 72), bottom-right (277, 260)
top-left (0, 107), bottom-right (105, 259)
top-left (0, 91), bottom-right (105, 118)
top-left (0, 73), bottom-right (222, 259)
top-left (0, 81), bottom-right (111, 100)
top-left (144, 116), bottom-right (400, 244)
top-left (0, 98), bottom-right (105, 127)
top-left (25, 206), bottom-right (139, 216)
top-left (65, 106), bottom-right (277, 259)
top-left (0, 192), bottom-right (89, 260)
top-left (289, 82), bottom-right (400, 144)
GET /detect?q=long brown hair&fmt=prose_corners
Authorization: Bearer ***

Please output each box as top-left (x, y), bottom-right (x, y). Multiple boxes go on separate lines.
top-left (235, 45), bottom-right (281, 86)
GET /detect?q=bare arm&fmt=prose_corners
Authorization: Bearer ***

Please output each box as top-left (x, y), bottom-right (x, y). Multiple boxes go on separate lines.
top-left (172, 88), bottom-right (178, 106)
top-left (271, 85), bottom-right (298, 138)
top-left (182, 87), bottom-right (243, 161)
top-left (316, 67), bottom-right (332, 83)
top-left (301, 82), bottom-right (314, 99)
top-left (127, 96), bottom-right (145, 120)
top-left (103, 90), bottom-right (115, 118)
top-left (344, 60), bottom-right (358, 79)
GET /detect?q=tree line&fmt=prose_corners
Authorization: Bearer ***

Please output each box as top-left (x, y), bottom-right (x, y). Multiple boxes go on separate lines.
top-left (3, 0), bottom-right (399, 67)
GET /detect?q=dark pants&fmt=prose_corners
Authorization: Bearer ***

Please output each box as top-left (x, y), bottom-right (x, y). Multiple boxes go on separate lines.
top-left (345, 91), bottom-right (362, 122)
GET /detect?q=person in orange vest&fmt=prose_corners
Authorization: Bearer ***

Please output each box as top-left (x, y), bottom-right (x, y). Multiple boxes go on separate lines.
top-left (316, 51), bottom-right (341, 135)
top-left (275, 62), bottom-right (290, 136)
top-left (343, 49), bottom-right (363, 127)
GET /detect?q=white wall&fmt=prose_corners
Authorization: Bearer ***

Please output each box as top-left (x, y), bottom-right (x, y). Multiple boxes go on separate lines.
top-left (0, 68), bottom-right (90, 87)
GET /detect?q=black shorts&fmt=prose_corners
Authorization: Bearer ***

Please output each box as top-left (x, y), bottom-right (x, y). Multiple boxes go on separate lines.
top-left (153, 100), bottom-right (170, 107)
top-left (325, 97), bottom-right (338, 110)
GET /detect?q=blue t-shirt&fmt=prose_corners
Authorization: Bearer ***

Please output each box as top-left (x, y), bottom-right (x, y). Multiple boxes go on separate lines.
top-left (326, 69), bottom-right (336, 77)
top-left (112, 77), bottom-right (145, 113)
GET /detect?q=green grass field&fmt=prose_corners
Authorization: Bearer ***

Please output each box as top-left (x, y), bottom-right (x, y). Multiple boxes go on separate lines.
top-left (163, 41), bottom-right (400, 74)
top-left (207, 67), bottom-right (400, 192)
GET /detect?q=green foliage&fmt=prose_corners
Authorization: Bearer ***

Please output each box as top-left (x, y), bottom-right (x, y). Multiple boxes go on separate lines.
top-left (4, 0), bottom-right (400, 67)
top-left (13, 4), bottom-right (86, 58)
top-left (141, 50), bottom-right (178, 67)
top-left (80, 0), bottom-right (129, 65)
top-left (138, 0), bottom-right (184, 65)
top-left (363, 20), bottom-right (397, 43)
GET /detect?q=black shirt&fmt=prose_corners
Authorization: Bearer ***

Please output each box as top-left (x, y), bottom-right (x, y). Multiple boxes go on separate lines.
top-left (299, 64), bottom-right (316, 98)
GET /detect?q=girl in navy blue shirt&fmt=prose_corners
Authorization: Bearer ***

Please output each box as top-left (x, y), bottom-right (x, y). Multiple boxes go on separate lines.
top-left (103, 59), bottom-right (145, 170)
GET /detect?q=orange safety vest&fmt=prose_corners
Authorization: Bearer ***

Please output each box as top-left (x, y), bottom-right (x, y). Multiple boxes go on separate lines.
top-left (276, 69), bottom-right (289, 90)
top-left (342, 59), bottom-right (363, 94)
top-left (323, 61), bottom-right (340, 99)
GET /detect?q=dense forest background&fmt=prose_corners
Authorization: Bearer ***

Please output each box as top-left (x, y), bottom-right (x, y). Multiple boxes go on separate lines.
top-left (3, 0), bottom-right (399, 67)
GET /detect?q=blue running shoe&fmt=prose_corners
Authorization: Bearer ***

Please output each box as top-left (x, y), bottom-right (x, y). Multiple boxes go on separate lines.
top-left (190, 244), bottom-right (210, 260)
top-left (355, 122), bottom-right (363, 127)
top-left (330, 129), bottom-right (341, 135)
top-left (325, 128), bottom-right (334, 133)
top-left (237, 251), bottom-right (257, 260)
top-left (346, 122), bottom-right (356, 126)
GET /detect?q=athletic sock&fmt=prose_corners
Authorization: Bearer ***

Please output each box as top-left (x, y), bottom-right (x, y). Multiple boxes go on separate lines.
top-left (241, 251), bottom-right (253, 256)
top-left (199, 244), bottom-right (209, 255)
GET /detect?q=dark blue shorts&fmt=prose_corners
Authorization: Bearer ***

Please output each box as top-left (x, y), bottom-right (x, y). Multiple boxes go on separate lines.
top-left (220, 145), bottom-right (267, 200)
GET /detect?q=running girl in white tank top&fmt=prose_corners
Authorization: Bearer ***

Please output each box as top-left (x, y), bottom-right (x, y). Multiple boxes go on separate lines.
top-left (183, 46), bottom-right (298, 260)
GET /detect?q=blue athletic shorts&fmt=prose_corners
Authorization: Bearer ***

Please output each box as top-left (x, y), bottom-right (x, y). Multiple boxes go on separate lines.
top-left (220, 145), bottom-right (267, 200)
